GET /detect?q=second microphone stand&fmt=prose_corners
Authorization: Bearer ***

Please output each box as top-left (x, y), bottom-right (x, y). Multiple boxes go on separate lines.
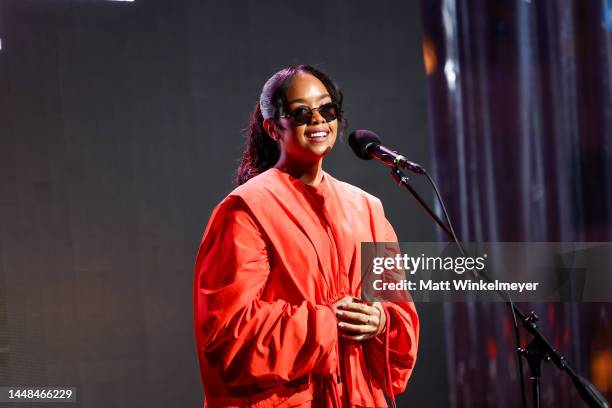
top-left (389, 166), bottom-right (609, 408)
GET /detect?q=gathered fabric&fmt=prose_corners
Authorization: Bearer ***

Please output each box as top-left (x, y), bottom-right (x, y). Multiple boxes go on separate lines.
top-left (194, 168), bottom-right (419, 407)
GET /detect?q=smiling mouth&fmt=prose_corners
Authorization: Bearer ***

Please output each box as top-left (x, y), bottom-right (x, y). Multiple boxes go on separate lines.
top-left (305, 131), bottom-right (329, 139)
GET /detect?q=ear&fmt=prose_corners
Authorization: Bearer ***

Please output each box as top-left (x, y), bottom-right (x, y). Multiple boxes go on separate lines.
top-left (263, 119), bottom-right (281, 142)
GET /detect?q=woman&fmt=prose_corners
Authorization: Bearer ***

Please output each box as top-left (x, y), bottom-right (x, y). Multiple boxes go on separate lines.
top-left (193, 65), bottom-right (419, 407)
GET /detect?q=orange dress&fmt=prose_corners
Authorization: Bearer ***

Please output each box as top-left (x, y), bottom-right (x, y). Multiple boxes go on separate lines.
top-left (193, 168), bottom-right (419, 407)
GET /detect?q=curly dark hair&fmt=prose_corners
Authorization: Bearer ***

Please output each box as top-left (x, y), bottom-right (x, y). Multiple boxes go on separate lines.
top-left (235, 65), bottom-right (346, 185)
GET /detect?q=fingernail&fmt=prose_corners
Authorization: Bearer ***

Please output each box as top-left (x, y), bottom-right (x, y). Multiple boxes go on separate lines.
top-left (336, 311), bottom-right (343, 316)
top-left (338, 322), bottom-right (344, 327)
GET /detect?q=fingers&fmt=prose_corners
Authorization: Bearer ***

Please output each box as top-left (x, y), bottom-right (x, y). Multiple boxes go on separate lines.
top-left (335, 309), bottom-right (373, 325)
top-left (336, 300), bottom-right (374, 314)
top-left (337, 319), bottom-right (378, 333)
top-left (336, 302), bottom-right (379, 323)
top-left (339, 333), bottom-right (369, 341)
top-left (332, 295), bottom-right (356, 311)
top-left (333, 299), bottom-right (386, 341)
top-left (369, 302), bottom-right (386, 337)
top-left (335, 303), bottom-right (379, 334)
top-left (339, 327), bottom-right (378, 341)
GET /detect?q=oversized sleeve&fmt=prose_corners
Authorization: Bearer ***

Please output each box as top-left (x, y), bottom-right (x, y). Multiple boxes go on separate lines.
top-left (193, 195), bottom-right (339, 389)
top-left (364, 210), bottom-right (420, 397)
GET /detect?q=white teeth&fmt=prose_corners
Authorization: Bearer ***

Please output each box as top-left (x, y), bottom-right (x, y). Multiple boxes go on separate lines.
top-left (307, 131), bottom-right (327, 138)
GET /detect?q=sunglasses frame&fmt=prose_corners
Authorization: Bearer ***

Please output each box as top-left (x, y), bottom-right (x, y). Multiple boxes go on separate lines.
top-left (279, 102), bottom-right (342, 125)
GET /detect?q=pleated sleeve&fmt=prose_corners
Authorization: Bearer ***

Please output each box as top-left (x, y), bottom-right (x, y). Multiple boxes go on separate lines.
top-left (365, 214), bottom-right (420, 396)
top-left (193, 195), bottom-right (339, 389)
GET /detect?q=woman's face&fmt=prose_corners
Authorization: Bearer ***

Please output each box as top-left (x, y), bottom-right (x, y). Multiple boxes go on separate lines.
top-left (266, 72), bottom-right (338, 166)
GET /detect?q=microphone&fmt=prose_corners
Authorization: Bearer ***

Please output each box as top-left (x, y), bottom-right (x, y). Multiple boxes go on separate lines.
top-left (348, 129), bottom-right (425, 174)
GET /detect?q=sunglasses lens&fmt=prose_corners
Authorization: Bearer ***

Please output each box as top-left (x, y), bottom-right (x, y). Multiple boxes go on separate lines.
top-left (285, 103), bottom-right (339, 125)
top-left (319, 103), bottom-right (339, 122)
top-left (291, 107), bottom-right (312, 125)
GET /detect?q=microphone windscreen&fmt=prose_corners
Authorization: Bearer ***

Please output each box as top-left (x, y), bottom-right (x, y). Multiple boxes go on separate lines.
top-left (348, 129), bottom-right (381, 160)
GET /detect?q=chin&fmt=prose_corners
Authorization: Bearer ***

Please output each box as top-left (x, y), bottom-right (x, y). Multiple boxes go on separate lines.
top-left (308, 145), bottom-right (333, 158)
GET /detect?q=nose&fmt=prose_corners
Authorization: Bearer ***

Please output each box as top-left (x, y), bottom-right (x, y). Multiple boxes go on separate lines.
top-left (310, 108), bottom-right (326, 124)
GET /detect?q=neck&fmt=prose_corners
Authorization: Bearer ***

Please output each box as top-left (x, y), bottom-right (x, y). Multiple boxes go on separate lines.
top-left (274, 157), bottom-right (324, 186)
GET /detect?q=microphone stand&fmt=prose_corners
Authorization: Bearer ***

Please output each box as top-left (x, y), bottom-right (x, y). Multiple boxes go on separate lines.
top-left (389, 166), bottom-right (609, 408)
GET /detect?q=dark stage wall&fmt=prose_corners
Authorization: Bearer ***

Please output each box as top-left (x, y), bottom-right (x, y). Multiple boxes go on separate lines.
top-left (0, 1), bottom-right (445, 406)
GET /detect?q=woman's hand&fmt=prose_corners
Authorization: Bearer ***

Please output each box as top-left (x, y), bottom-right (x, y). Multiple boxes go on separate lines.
top-left (332, 296), bottom-right (386, 341)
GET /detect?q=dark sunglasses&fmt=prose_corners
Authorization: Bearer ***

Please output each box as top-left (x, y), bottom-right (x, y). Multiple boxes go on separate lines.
top-left (279, 102), bottom-right (341, 125)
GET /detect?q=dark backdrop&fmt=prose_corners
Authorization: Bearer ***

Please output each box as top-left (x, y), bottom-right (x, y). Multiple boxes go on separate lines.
top-left (0, 1), bottom-right (446, 407)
